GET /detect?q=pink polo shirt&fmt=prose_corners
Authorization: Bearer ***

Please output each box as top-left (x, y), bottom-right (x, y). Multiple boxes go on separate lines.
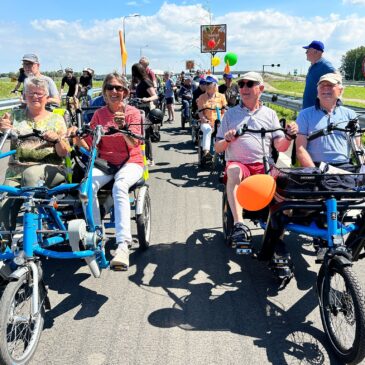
top-left (87, 105), bottom-right (144, 167)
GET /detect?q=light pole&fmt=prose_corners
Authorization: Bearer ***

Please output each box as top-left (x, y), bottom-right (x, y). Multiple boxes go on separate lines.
top-left (262, 63), bottom-right (280, 76)
top-left (140, 44), bottom-right (148, 58)
top-left (122, 13), bottom-right (140, 74)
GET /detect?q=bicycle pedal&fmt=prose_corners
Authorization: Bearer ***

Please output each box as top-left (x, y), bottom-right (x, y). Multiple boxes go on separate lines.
top-left (315, 247), bottom-right (327, 263)
top-left (236, 242), bottom-right (252, 255)
top-left (111, 264), bottom-right (127, 271)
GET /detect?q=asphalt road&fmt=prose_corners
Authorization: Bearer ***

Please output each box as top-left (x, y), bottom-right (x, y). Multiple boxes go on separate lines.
top-left (1, 109), bottom-right (365, 365)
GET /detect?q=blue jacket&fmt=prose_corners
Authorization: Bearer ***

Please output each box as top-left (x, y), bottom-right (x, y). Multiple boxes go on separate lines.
top-left (302, 58), bottom-right (335, 109)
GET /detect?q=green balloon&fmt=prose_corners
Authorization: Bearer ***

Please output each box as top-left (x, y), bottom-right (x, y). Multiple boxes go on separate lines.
top-left (224, 52), bottom-right (238, 66)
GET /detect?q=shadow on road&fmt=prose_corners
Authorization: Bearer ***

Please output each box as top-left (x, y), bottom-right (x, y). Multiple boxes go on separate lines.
top-left (129, 228), bottom-right (340, 365)
top-left (41, 256), bottom-right (108, 329)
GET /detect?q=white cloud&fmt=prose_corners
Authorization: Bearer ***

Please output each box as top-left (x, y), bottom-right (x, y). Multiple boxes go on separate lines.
top-left (343, 0), bottom-right (365, 5)
top-left (1, 3), bottom-right (365, 74)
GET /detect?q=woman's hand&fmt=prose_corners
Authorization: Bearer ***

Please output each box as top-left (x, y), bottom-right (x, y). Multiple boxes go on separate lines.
top-left (66, 126), bottom-right (78, 138)
top-left (114, 111), bottom-right (126, 129)
top-left (43, 130), bottom-right (61, 143)
top-left (0, 112), bottom-right (13, 132)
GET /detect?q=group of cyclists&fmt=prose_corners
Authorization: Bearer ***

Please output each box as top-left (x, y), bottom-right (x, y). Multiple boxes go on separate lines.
top-left (2, 49), bottom-right (362, 277)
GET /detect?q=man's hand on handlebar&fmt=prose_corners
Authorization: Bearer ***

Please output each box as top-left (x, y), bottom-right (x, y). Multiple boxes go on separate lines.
top-left (285, 122), bottom-right (298, 140)
top-left (224, 129), bottom-right (238, 143)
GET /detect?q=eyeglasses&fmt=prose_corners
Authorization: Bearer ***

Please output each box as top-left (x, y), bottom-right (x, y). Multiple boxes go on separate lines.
top-left (27, 92), bottom-right (46, 98)
top-left (238, 80), bottom-right (257, 89)
top-left (105, 84), bottom-right (125, 92)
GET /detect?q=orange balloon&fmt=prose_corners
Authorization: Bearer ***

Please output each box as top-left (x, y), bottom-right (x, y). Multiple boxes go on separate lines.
top-left (236, 174), bottom-right (276, 211)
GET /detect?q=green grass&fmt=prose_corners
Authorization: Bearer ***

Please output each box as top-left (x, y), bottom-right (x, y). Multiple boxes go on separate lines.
top-left (268, 80), bottom-right (365, 103)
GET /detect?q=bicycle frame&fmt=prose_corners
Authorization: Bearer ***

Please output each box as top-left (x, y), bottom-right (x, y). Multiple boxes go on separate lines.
top-left (0, 125), bottom-right (109, 268)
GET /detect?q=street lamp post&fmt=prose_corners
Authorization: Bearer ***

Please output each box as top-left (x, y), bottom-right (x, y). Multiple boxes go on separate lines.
top-left (122, 13), bottom-right (140, 74)
top-left (262, 63), bottom-right (281, 76)
top-left (140, 44), bottom-right (148, 58)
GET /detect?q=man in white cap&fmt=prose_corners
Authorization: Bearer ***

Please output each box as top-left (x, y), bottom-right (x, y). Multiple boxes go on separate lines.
top-left (21, 53), bottom-right (60, 106)
top-left (215, 71), bottom-right (297, 248)
top-left (296, 72), bottom-right (358, 169)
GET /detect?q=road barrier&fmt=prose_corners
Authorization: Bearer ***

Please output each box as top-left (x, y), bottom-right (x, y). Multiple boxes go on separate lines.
top-left (0, 88), bottom-right (102, 111)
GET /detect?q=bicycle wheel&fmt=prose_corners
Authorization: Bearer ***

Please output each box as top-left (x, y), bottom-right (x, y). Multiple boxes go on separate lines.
top-left (136, 189), bottom-right (151, 250)
top-left (0, 273), bottom-right (45, 365)
top-left (222, 190), bottom-right (233, 246)
top-left (318, 261), bottom-right (365, 364)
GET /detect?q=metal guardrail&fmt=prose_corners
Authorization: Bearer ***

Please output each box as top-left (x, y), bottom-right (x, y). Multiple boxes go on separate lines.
top-left (0, 88), bottom-right (102, 111)
top-left (261, 92), bottom-right (365, 125)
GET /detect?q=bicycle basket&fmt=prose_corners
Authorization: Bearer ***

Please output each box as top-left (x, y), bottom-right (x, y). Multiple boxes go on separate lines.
top-left (273, 166), bottom-right (364, 199)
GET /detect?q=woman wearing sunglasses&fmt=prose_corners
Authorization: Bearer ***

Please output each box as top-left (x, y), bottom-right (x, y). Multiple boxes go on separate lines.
top-left (196, 75), bottom-right (227, 163)
top-left (69, 72), bottom-right (144, 270)
top-left (215, 71), bottom-right (298, 252)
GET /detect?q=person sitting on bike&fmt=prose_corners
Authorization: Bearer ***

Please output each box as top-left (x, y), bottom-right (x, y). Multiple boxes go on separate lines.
top-left (0, 76), bottom-right (70, 238)
top-left (197, 75), bottom-right (227, 162)
top-left (192, 76), bottom-right (207, 117)
top-left (215, 72), bottom-right (298, 247)
top-left (69, 72), bottom-right (144, 271)
top-left (296, 72), bottom-right (358, 171)
top-left (179, 76), bottom-right (194, 124)
top-left (218, 73), bottom-right (240, 107)
top-left (60, 67), bottom-right (79, 99)
top-left (79, 68), bottom-right (93, 98)
top-left (131, 62), bottom-right (158, 166)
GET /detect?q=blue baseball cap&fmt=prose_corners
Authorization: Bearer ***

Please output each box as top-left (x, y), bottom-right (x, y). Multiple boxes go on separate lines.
top-left (223, 73), bottom-right (233, 79)
top-left (303, 40), bottom-right (324, 52)
top-left (199, 77), bottom-right (206, 85)
top-left (205, 75), bottom-right (218, 84)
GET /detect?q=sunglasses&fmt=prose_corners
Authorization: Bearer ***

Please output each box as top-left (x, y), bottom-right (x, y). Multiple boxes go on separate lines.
top-left (106, 84), bottom-right (125, 92)
top-left (238, 80), bottom-right (257, 88)
top-left (205, 82), bottom-right (214, 86)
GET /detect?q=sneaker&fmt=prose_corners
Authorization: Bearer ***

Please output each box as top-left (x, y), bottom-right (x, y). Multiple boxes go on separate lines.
top-left (230, 222), bottom-right (252, 253)
top-left (110, 245), bottom-right (129, 271)
top-left (148, 159), bottom-right (155, 166)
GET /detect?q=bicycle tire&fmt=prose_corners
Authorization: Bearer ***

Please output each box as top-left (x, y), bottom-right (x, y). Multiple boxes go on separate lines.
top-left (222, 190), bottom-right (233, 246)
top-left (0, 273), bottom-right (45, 365)
top-left (136, 189), bottom-right (151, 250)
top-left (318, 261), bottom-right (365, 364)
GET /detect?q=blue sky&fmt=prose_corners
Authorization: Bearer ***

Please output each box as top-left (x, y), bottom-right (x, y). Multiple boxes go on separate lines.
top-left (1, 0), bottom-right (365, 75)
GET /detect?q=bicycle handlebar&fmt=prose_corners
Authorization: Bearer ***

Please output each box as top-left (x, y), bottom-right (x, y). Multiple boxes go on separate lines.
top-left (307, 118), bottom-right (363, 142)
top-left (105, 126), bottom-right (145, 141)
top-left (234, 126), bottom-right (295, 139)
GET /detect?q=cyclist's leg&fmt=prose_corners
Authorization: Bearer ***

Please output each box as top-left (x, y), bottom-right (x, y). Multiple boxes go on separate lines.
top-left (144, 126), bottom-right (153, 162)
top-left (22, 165), bottom-right (66, 188)
top-left (182, 100), bottom-right (189, 118)
top-left (200, 123), bottom-right (212, 154)
top-left (89, 168), bottom-right (114, 226)
top-left (112, 163), bottom-right (143, 244)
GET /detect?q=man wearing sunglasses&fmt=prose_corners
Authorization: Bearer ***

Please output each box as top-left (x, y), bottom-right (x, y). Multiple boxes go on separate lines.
top-left (215, 71), bottom-right (298, 251)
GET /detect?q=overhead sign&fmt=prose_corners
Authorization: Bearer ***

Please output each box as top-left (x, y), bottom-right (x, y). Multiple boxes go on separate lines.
top-left (200, 24), bottom-right (227, 53)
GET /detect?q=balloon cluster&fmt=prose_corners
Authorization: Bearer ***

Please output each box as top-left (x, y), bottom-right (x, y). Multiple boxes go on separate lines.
top-left (210, 51), bottom-right (238, 73)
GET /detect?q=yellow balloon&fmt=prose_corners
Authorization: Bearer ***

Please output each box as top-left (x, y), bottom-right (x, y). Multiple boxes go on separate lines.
top-left (211, 56), bottom-right (220, 67)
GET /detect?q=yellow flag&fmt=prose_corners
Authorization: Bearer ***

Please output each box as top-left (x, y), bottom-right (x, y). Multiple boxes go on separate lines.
top-left (119, 30), bottom-right (128, 72)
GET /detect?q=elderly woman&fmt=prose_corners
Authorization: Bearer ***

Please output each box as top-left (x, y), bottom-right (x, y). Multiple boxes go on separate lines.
top-left (71, 72), bottom-right (144, 271)
top-left (0, 76), bottom-right (70, 235)
top-left (197, 75), bottom-right (227, 163)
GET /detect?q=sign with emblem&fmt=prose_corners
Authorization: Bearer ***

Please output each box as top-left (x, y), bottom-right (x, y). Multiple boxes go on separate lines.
top-left (200, 24), bottom-right (227, 53)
